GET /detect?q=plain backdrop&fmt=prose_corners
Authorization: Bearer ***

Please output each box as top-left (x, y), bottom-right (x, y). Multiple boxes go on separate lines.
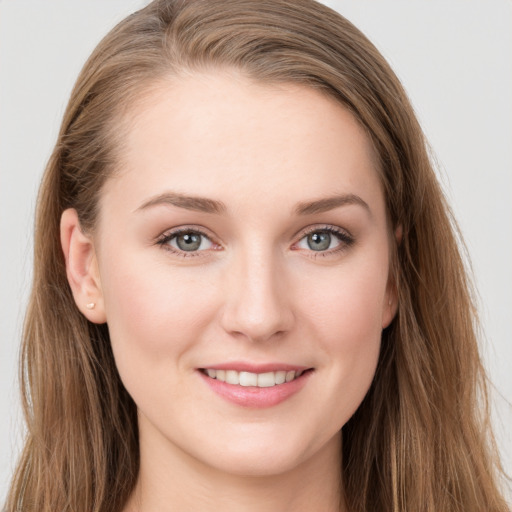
top-left (1, 0), bottom-right (511, 502)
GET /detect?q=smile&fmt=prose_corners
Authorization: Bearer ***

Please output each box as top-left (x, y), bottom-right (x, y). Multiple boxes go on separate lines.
top-left (198, 366), bottom-right (314, 408)
top-left (200, 368), bottom-right (306, 387)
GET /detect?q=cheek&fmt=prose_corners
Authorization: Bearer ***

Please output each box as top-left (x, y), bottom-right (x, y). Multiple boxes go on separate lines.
top-left (99, 251), bottom-right (218, 367)
top-left (306, 255), bottom-right (388, 338)
top-left (300, 253), bottom-right (388, 386)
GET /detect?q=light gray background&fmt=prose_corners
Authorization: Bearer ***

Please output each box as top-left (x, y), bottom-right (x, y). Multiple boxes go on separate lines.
top-left (1, 0), bottom-right (511, 502)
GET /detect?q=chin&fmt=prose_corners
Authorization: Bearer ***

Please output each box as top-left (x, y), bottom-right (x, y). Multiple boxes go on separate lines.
top-left (188, 425), bottom-right (340, 479)
top-left (204, 446), bottom-right (309, 478)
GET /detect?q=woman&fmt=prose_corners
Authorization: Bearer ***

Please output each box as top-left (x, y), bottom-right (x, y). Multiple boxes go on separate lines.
top-left (4, 0), bottom-right (509, 510)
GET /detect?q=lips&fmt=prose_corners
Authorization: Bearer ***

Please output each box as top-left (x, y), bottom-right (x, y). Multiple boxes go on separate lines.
top-left (198, 364), bottom-right (313, 408)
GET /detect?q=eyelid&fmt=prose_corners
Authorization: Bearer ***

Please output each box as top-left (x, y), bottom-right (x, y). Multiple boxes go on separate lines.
top-left (292, 224), bottom-right (355, 255)
top-left (155, 225), bottom-right (222, 257)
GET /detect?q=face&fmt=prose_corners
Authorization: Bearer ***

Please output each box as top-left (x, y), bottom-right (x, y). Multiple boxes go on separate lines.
top-left (89, 72), bottom-right (396, 477)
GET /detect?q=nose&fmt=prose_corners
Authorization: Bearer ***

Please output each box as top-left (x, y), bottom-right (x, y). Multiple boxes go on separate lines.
top-left (220, 246), bottom-right (294, 343)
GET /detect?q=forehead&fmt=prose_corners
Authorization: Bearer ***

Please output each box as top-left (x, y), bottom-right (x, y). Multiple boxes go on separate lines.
top-left (102, 71), bottom-right (384, 219)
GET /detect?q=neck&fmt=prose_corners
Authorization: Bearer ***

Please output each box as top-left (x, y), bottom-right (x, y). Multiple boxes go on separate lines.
top-left (124, 427), bottom-right (345, 512)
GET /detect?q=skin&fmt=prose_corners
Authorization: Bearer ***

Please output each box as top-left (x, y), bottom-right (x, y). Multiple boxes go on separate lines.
top-left (61, 71), bottom-right (398, 512)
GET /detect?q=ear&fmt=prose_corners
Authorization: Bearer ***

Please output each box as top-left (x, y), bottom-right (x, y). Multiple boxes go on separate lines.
top-left (60, 208), bottom-right (106, 323)
top-left (382, 225), bottom-right (402, 329)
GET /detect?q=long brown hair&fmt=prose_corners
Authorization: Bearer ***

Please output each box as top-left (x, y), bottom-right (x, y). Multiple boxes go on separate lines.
top-left (5, 1), bottom-right (509, 510)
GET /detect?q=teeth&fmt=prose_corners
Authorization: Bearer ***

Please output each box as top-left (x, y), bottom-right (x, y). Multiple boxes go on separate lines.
top-left (203, 368), bottom-right (307, 387)
top-left (257, 372), bottom-right (275, 387)
top-left (239, 371), bottom-right (257, 387)
top-left (275, 371), bottom-right (286, 385)
top-left (225, 370), bottom-right (239, 385)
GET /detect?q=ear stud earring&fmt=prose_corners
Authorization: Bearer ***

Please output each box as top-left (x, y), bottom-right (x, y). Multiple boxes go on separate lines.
top-left (86, 302), bottom-right (96, 310)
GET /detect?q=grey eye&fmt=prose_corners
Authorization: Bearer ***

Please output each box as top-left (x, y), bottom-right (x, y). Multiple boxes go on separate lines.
top-left (296, 229), bottom-right (345, 253)
top-left (170, 232), bottom-right (212, 252)
top-left (306, 231), bottom-right (332, 251)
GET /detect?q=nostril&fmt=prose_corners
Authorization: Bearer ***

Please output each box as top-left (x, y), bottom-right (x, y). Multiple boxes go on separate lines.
top-left (219, 262), bottom-right (295, 342)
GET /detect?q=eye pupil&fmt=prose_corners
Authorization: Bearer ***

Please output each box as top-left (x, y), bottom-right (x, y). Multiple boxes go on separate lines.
top-left (307, 231), bottom-right (331, 251)
top-left (176, 232), bottom-right (202, 251)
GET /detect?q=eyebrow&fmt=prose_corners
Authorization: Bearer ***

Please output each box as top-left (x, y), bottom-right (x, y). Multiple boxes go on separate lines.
top-left (294, 193), bottom-right (371, 216)
top-left (136, 192), bottom-right (227, 215)
top-left (136, 191), bottom-right (371, 217)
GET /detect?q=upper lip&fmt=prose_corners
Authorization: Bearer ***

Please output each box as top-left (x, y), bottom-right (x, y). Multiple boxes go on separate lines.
top-left (198, 362), bottom-right (311, 373)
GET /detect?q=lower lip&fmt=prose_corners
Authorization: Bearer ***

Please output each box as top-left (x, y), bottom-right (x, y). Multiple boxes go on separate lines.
top-left (198, 370), bottom-right (312, 408)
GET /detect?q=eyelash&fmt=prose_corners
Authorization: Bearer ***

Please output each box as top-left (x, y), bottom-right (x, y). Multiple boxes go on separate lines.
top-left (156, 227), bottom-right (216, 258)
top-left (295, 225), bottom-right (355, 258)
top-left (155, 225), bottom-right (355, 258)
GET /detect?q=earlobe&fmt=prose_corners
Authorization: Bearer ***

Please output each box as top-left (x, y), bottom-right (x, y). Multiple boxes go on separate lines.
top-left (382, 289), bottom-right (398, 329)
top-left (394, 225), bottom-right (403, 245)
top-left (60, 208), bottom-right (106, 323)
